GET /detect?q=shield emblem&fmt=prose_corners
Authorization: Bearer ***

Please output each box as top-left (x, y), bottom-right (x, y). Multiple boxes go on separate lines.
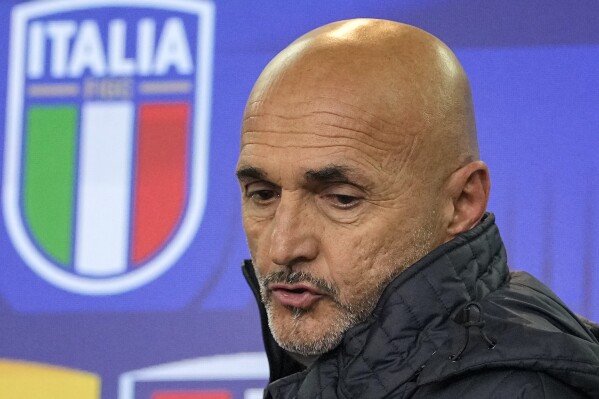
top-left (3, 0), bottom-right (214, 294)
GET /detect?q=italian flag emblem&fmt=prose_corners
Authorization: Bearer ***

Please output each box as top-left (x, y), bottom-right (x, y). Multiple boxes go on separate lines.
top-left (3, 0), bottom-right (214, 294)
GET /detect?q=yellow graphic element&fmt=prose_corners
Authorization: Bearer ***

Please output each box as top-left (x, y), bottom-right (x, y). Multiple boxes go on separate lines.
top-left (0, 359), bottom-right (100, 398)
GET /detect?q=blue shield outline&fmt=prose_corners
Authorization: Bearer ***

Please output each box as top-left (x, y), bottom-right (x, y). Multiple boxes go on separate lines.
top-left (2, 0), bottom-right (215, 295)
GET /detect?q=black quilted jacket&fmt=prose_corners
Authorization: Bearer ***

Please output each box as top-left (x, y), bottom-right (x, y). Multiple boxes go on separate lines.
top-left (243, 214), bottom-right (599, 398)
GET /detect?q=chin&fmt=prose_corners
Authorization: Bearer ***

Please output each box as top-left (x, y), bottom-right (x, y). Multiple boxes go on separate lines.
top-left (267, 300), bottom-right (349, 356)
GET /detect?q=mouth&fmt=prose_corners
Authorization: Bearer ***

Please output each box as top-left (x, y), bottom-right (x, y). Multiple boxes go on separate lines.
top-left (269, 283), bottom-right (325, 309)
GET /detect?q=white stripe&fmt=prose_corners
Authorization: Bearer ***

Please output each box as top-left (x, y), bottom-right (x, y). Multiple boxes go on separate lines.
top-left (75, 102), bottom-right (134, 276)
top-left (244, 389), bottom-right (265, 399)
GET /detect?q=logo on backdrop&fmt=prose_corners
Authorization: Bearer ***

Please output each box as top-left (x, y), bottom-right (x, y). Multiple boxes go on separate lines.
top-left (118, 352), bottom-right (268, 399)
top-left (3, 0), bottom-right (214, 294)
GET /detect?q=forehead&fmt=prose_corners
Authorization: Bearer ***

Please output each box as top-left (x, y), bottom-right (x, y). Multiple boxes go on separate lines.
top-left (239, 94), bottom-right (418, 179)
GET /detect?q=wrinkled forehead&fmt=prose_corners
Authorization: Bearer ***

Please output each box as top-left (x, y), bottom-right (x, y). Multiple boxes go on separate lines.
top-left (245, 96), bottom-right (403, 140)
top-left (247, 91), bottom-right (407, 146)
top-left (238, 88), bottom-right (423, 186)
top-left (241, 71), bottom-right (428, 148)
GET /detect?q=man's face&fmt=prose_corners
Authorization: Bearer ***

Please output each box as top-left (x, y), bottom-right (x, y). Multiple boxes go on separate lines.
top-left (237, 86), bottom-right (443, 356)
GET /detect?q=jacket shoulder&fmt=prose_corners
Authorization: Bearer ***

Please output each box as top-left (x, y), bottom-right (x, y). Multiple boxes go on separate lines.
top-left (414, 369), bottom-right (589, 399)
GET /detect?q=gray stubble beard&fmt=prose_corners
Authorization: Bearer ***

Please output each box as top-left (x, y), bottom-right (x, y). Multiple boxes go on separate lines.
top-left (258, 270), bottom-right (390, 357)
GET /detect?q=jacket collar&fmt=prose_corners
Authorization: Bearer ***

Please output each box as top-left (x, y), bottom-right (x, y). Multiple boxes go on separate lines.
top-left (316, 213), bottom-right (509, 397)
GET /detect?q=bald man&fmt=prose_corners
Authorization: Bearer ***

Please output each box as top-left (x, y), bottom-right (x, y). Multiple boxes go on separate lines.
top-left (237, 20), bottom-right (599, 398)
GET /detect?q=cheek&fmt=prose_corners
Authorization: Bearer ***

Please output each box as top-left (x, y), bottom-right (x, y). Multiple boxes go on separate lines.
top-left (242, 215), bottom-right (271, 260)
top-left (324, 223), bottom-right (412, 300)
top-left (325, 233), bottom-right (384, 288)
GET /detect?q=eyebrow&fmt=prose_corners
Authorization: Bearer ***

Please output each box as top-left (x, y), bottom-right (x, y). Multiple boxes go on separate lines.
top-left (236, 164), bottom-right (364, 187)
top-left (236, 166), bottom-right (267, 181)
top-left (304, 165), bottom-right (353, 184)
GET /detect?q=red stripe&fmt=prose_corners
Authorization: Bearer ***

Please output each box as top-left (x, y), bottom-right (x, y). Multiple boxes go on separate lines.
top-left (132, 103), bottom-right (189, 264)
top-left (152, 391), bottom-right (231, 399)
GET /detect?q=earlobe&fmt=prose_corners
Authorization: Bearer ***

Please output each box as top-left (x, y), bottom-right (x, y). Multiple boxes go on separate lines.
top-left (445, 161), bottom-right (490, 236)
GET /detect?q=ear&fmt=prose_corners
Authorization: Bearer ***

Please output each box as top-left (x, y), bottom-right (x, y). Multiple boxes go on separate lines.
top-left (443, 161), bottom-right (490, 237)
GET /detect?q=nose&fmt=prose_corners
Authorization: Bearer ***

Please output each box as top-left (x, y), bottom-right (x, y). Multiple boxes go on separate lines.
top-left (268, 193), bottom-right (319, 268)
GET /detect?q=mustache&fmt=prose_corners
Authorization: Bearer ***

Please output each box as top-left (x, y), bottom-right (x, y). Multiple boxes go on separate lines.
top-left (260, 270), bottom-right (338, 297)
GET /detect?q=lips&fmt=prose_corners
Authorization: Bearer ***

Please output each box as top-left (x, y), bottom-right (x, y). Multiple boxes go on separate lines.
top-left (269, 283), bottom-right (325, 309)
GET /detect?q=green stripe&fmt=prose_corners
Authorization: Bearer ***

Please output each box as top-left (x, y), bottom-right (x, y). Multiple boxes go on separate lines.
top-left (24, 105), bottom-right (77, 266)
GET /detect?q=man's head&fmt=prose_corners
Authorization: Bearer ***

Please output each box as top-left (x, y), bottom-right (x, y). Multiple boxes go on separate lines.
top-left (236, 19), bottom-right (490, 357)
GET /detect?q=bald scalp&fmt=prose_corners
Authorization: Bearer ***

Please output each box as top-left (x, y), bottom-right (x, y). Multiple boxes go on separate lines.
top-left (244, 19), bottom-right (478, 186)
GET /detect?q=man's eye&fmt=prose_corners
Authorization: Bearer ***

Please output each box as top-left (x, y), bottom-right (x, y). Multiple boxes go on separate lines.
top-left (248, 189), bottom-right (278, 203)
top-left (330, 194), bottom-right (360, 208)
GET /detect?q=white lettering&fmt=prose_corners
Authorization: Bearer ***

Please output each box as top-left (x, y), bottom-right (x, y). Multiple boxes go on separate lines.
top-left (26, 17), bottom-right (195, 78)
top-left (68, 20), bottom-right (106, 77)
top-left (27, 22), bottom-right (45, 79)
top-left (46, 21), bottom-right (77, 78)
top-left (153, 18), bottom-right (193, 75)
top-left (108, 20), bottom-right (135, 76)
top-left (136, 18), bottom-right (155, 76)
